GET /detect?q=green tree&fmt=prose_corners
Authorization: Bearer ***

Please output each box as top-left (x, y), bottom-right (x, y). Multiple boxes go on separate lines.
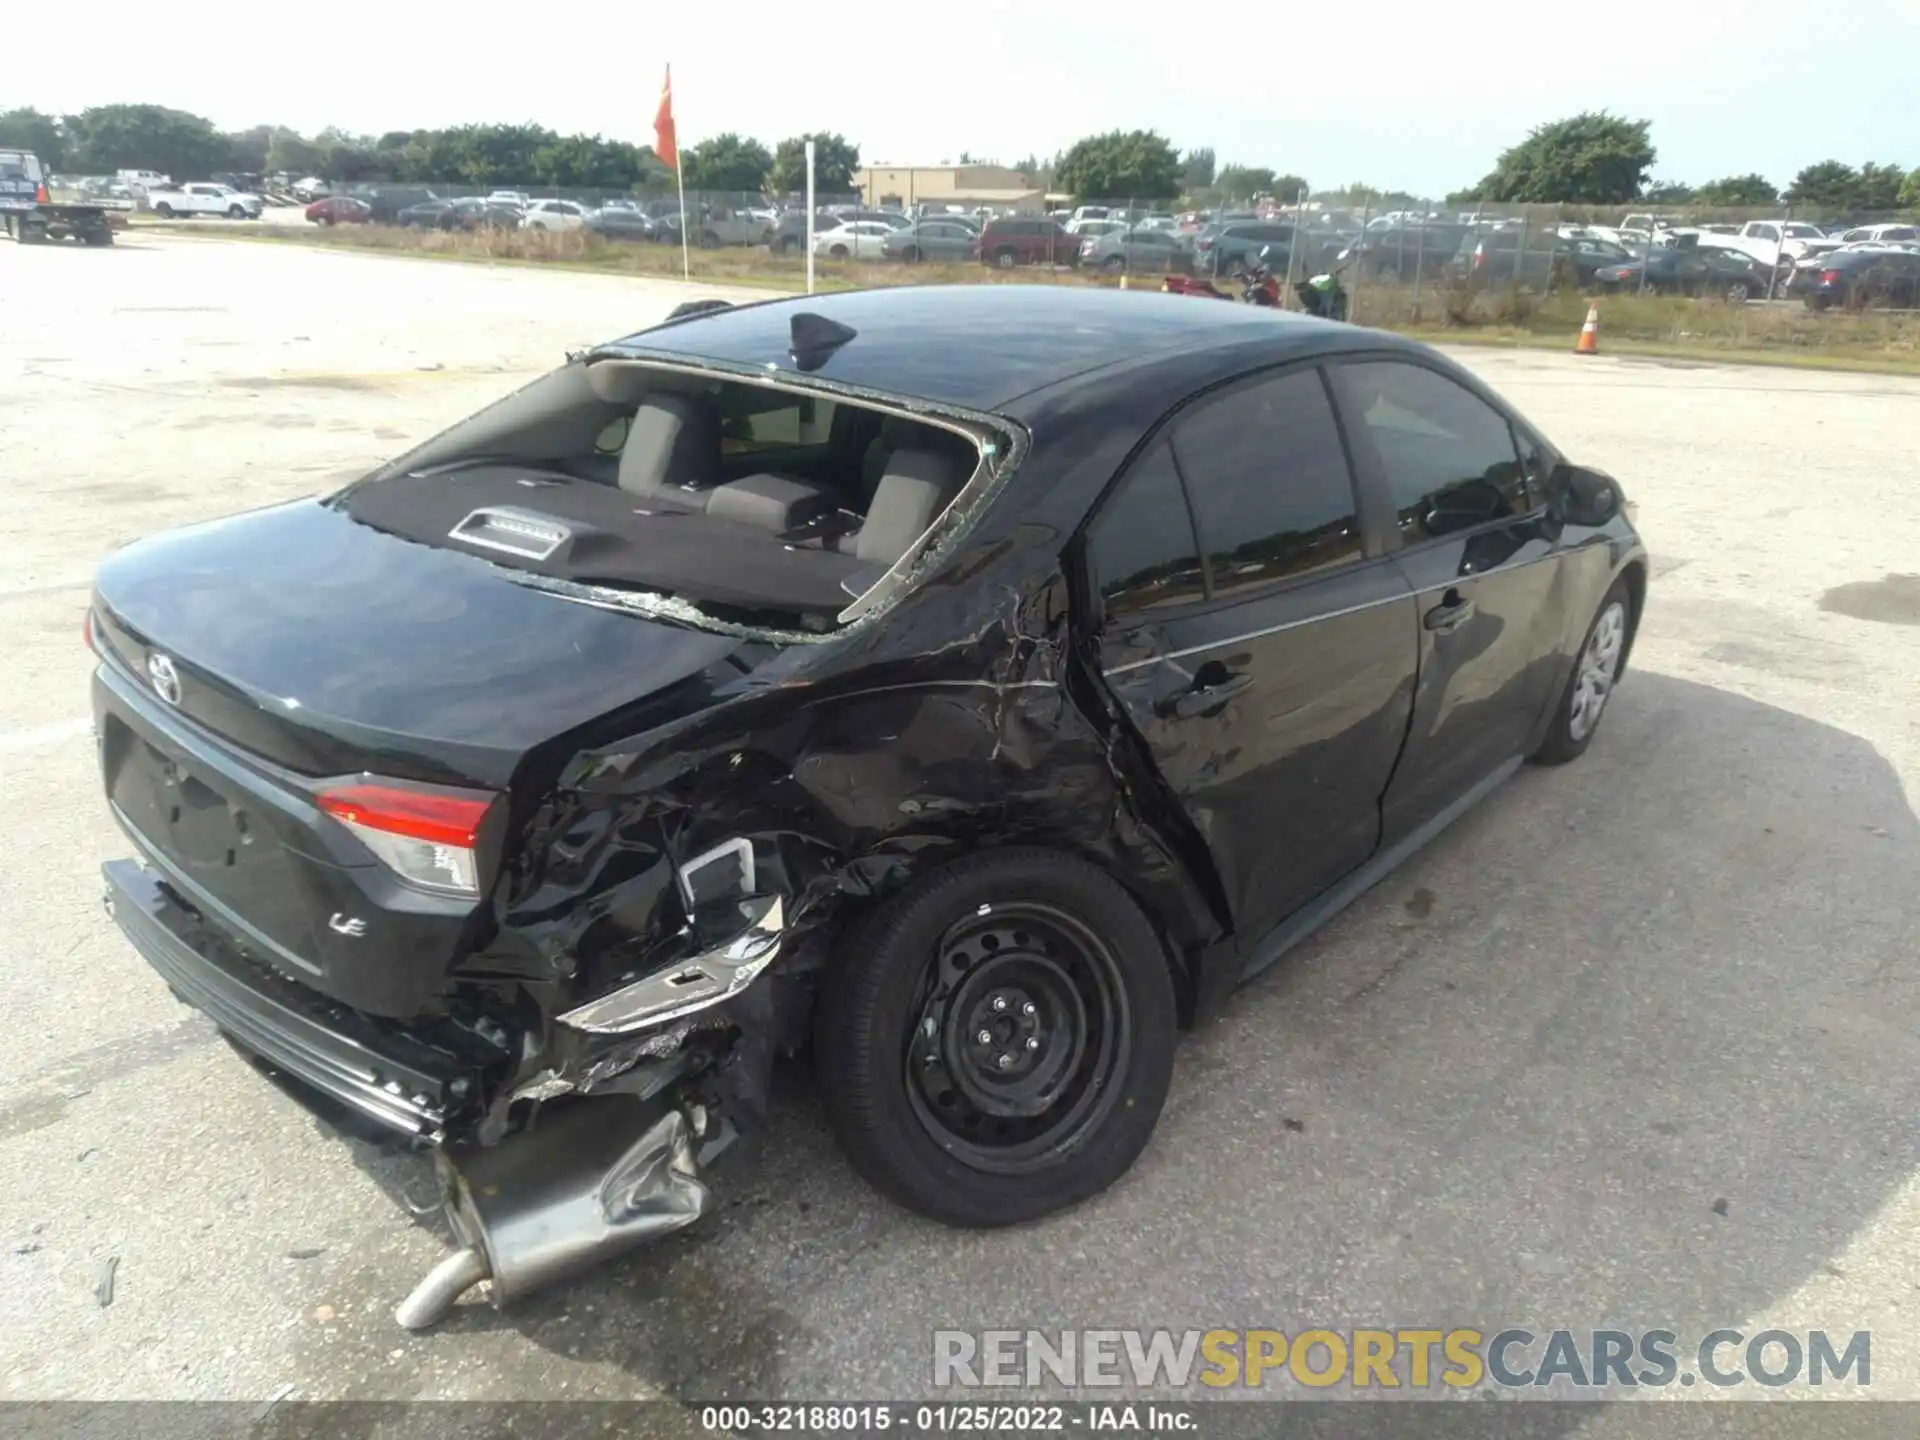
top-left (0, 108), bottom-right (66, 168)
top-left (1692, 173), bottom-right (1777, 206)
top-left (1785, 160), bottom-right (1859, 208)
top-left (1271, 172), bottom-right (1309, 203)
top-left (682, 133), bottom-right (772, 194)
top-left (1901, 170), bottom-right (1920, 210)
top-left (265, 130), bottom-right (325, 177)
top-left (767, 132), bottom-right (860, 194)
top-left (1470, 112), bottom-right (1655, 203)
top-left (64, 104), bottom-right (230, 180)
top-left (1181, 147), bottom-right (1216, 191)
top-left (1855, 162), bottom-right (1905, 211)
top-left (1054, 129), bottom-right (1181, 201)
top-left (1643, 180), bottom-right (1694, 204)
top-left (1216, 164), bottom-right (1276, 199)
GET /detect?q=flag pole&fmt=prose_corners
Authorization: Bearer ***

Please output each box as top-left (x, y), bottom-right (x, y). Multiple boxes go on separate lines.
top-left (676, 158), bottom-right (691, 281)
top-left (804, 138), bottom-right (816, 295)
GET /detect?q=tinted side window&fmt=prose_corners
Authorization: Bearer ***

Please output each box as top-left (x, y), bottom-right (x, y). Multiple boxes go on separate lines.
top-left (1087, 442), bottom-right (1209, 614)
top-left (1171, 368), bottom-right (1362, 597)
top-left (1341, 362), bottom-right (1528, 544)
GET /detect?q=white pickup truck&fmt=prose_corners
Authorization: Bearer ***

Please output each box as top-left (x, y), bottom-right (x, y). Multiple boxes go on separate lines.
top-left (1718, 219), bottom-right (1842, 268)
top-left (147, 182), bottom-right (265, 220)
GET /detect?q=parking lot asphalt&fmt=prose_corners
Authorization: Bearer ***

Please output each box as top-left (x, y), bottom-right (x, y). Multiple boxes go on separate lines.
top-left (4, 231), bottom-right (1919, 1412)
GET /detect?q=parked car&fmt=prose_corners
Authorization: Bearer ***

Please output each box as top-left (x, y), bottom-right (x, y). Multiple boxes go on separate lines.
top-left (146, 182), bottom-right (264, 220)
top-left (1802, 247), bottom-right (1920, 310)
top-left (359, 186), bottom-right (441, 223)
top-left (487, 190), bottom-right (533, 208)
top-left (584, 207), bottom-right (656, 242)
top-left (521, 199), bottom-right (590, 232)
top-left (812, 219), bottom-right (894, 261)
top-left (292, 176), bottom-right (331, 201)
top-left (1080, 226), bottom-right (1194, 273)
top-left (977, 217), bottom-right (1078, 268)
top-left (1452, 229), bottom-right (1634, 288)
top-left (305, 195), bottom-right (371, 226)
top-left (88, 284), bottom-right (1645, 1331)
top-left (1720, 219), bottom-right (1843, 269)
top-left (657, 203), bottom-right (775, 248)
top-left (881, 218), bottom-right (980, 263)
top-left (1339, 223), bottom-right (1472, 281)
top-left (395, 199), bottom-right (463, 230)
top-left (1195, 221), bottom-right (1298, 276)
top-left (1591, 237), bottom-right (1771, 301)
top-left (1832, 222), bottom-right (1920, 246)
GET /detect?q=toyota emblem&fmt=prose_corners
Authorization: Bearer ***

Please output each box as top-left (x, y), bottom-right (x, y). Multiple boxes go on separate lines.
top-left (147, 653), bottom-right (182, 707)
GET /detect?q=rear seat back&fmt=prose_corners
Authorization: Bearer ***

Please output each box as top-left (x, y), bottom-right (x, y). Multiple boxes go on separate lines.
top-left (618, 393), bottom-right (722, 505)
top-left (856, 446), bottom-right (970, 565)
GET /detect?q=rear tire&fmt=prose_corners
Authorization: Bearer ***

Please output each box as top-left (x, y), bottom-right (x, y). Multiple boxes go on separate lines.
top-left (1532, 577), bottom-right (1634, 766)
top-left (154, 203), bottom-right (174, 219)
top-left (83, 227), bottom-right (114, 247)
top-left (1725, 279), bottom-right (1752, 303)
top-left (814, 848), bottom-right (1178, 1228)
top-left (829, 243), bottom-right (849, 259)
top-left (900, 246), bottom-right (920, 263)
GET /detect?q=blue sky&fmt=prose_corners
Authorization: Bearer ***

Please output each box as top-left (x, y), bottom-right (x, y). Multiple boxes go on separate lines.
top-left (15, 0), bottom-right (1919, 195)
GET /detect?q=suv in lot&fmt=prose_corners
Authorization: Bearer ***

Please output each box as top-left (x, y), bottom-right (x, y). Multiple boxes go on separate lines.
top-left (1195, 220), bottom-right (1295, 276)
top-left (978, 217), bottom-right (1077, 268)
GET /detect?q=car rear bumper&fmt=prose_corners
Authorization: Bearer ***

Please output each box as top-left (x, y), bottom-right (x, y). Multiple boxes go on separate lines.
top-left (103, 859), bottom-right (465, 1142)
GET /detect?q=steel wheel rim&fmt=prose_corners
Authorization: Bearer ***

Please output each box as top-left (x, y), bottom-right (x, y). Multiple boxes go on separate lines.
top-left (1568, 601), bottom-right (1627, 741)
top-left (904, 901), bottom-right (1131, 1175)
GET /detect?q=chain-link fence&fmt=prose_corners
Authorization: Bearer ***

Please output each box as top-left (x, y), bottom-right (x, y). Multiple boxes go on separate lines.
top-left (99, 166), bottom-right (1920, 315)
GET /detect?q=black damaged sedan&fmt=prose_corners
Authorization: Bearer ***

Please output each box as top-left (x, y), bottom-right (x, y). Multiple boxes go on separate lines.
top-left (89, 286), bottom-right (1645, 1326)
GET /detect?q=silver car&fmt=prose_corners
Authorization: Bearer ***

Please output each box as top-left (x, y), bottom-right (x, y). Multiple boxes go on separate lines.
top-left (881, 218), bottom-right (981, 263)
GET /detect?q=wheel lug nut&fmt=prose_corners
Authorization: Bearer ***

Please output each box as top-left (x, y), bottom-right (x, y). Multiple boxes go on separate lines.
top-left (976, 1029), bottom-right (993, 1045)
top-left (997, 1054), bottom-right (1015, 1070)
top-left (1021, 1001), bottom-right (1036, 1017)
top-left (992, 996), bottom-right (1008, 1012)
top-left (1025, 1037), bottom-right (1040, 1051)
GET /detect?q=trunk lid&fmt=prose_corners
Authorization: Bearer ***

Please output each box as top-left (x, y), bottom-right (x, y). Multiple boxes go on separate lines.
top-left (92, 499), bottom-right (758, 1016)
top-left (92, 499), bottom-right (752, 790)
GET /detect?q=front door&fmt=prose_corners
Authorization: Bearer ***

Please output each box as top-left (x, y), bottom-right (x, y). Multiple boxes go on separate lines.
top-left (1089, 363), bottom-right (1420, 946)
top-left (1327, 358), bottom-right (1570, 845)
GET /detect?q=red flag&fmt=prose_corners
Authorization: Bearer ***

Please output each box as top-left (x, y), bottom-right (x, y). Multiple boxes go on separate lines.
top-left (653, 66), bottom-right (678, 171)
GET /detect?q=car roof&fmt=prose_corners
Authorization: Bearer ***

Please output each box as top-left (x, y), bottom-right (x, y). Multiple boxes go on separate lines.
top-left (610, 284), bottom-right (1402, 411)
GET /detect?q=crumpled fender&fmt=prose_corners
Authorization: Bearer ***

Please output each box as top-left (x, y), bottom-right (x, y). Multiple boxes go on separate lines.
top-left (483, 568), bottom-right (1232, 1102)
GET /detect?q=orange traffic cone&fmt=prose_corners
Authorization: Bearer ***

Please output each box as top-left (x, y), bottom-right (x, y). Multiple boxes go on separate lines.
top-left (1574, 303), bottom-right (1600, 356)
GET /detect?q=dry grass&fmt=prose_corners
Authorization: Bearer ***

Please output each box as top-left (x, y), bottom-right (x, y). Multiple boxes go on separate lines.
top-left (138, 218), bottom-right (1920, 372)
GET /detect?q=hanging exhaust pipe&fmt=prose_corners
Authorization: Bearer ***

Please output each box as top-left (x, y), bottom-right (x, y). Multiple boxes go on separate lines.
top-left (394, 1094), bottom-right (709, 1331)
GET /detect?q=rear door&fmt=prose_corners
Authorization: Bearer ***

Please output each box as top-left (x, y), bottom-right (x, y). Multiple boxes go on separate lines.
top-left (1327, 357), bottom-right (1570, 845)
top-left (1090, 363), bottom-right (1420, 945)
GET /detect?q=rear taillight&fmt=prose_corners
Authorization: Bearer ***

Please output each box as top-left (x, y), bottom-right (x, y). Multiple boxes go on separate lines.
top-left (317, 779), bottom-right (496, 899)
top-left (1820, 270), bottom-right (1841, 285)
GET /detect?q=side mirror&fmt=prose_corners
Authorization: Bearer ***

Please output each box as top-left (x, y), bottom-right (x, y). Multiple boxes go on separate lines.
top-left (1548, 464), bottom-right (1622, 528)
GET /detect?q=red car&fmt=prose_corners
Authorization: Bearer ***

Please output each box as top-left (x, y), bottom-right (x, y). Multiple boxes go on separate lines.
top-left (305, 195), bottom-right (371, 226)
top-left (977, 218), bottom-right (1078, 269)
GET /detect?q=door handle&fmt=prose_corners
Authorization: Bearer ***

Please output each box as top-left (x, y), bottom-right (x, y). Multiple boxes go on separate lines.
top-left (1424, 593), bottom-right (1476, 634)
top-left (1161, 672), bottom-right (1254, 719)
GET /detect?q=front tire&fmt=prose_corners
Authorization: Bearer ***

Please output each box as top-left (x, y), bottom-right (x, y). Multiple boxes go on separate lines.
top-left (815, 848), bottom-right (1177, 1228)
top-left (1532, 577), bottom-right (1634, 765)
top-left (829, 243), bottom-right (849, 259)
top-left (153, 203), bottom-right (174, 219)
top-left (227, 205), bottom-right (247, 219)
